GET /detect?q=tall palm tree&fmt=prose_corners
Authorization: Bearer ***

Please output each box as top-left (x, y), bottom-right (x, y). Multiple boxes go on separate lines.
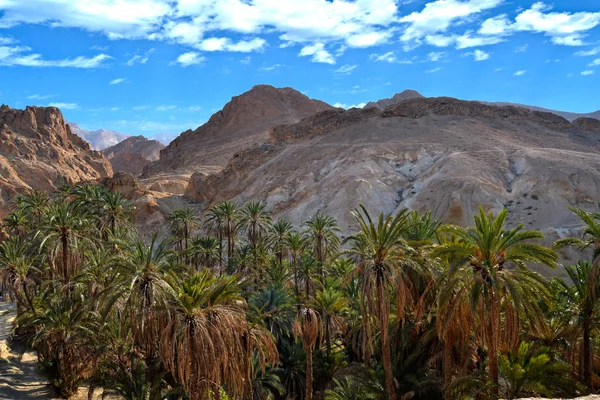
top-left (20, 189), bottom-right (50, 227)
top-left (286, 231), bottom-right (306, 297)
top-left (346, 205), bottom-right (413, 400)
top-left (304, 212), bottom-right (340, 283)
top-left (553, 204), bottom-right (600, 388)
top-left (207, 201), bottom-right (239, 265)
top-left (433, 207), bottom-right (557, 396)
top-left (191, 235), bottom-right (220, 271)
top-left (0, 237), bottom-right (38, 313)
top-left (100, 190), bottom-right (133, 239)
top-left (206, 204), bottom-right (225, 268)
top-left (4, 209), bottom-right (28, 238)
top-left (240, 201), bottom-right (272, 249)
top-left (293, 308), bottom-right (321, 400)
top-left (167, 207), bottom-right (199, 253)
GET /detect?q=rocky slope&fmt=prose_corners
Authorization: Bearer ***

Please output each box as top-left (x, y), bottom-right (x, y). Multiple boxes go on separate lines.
top-left (142, 85), bottom-right (333, 179)
top-left (185, 97), bottom-right (600, 275)
top-left (102, 136), bottom-right (165, 176)
top-left (486, 102), bottom-right (600, 122)
top-left (365, 89), bottom-right (425, 110)
top-left (0, 105), bottom-right (112, 215)
top-left (68, 121), bottom-right (130, 150)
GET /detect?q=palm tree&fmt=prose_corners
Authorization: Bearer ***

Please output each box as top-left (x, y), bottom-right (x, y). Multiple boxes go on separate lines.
top-left (39, 199), bottom-right (89, 282)
top-left (346, 205), bottom-right (413, 400)
top-left (240, 201), bottom-right (272, 249)
top-left (553, 204), bottom-right (600, 388)
top-left (249, 285), bottom-right (296, 343)
top-left (553, 261), bottom-right (600, 388)
top-left (191, 235), bottom-right (220, 271)
top-left (167, 207), bottom-right (199, 253)
top-left (0, 237), bottom-right (38, 313)
top-left (20, 189), bottom-right (50, 227)
top-left (304, 212), bottom-right (340, 282)
top-left (269, 219), bottom-right (293, 265)
top-left (433, 207), bottom-right (557, 396)
top-left (207, 201), bottom-right (239, 266)
top-left (100, 190), bottom-right (133, 239)
top-left (293, 308), bottom-right (321, 400)
top-left (161, 270), bottom-right (278, 399)
top-left (286, 231), bottom-right (306, 297)
top-left (4, 209), bottom-right (28, 238)
top-left (310, 285), bottom-right (348, 363)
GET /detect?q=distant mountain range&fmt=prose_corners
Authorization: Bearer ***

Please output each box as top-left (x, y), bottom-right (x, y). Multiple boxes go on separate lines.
top-left (67, 121), bottom-right (131, 150)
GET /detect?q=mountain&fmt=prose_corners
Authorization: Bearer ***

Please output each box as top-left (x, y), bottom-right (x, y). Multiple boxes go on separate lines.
top-left (364, 89), bottom-right (425, 110)
top-left (102, 135), bottom-right (165, 176)
top-left (185, 97), bottom-right (600, 275)
top-left (0, 105), bottom-right (112, 215)
top-left (484, 102), bottom-right (600, 121)
top-left (149, 132), bottom-right (179, 145)
top-left (142, 85), bottom-right (333, 179)
top-left (68, 121), bottom-right (131, 150)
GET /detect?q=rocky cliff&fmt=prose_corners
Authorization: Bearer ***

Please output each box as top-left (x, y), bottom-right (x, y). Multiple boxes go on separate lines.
top-left (185, 96), bottom-right (600, 276)
top-left (0, 105), bottom-right (113, 215)
top-left (142, 85), bottom-right (333, 178)
top-left (364, 89), bottom-right (425, 110)
top-left (102, 135), bottom-right (165, 176)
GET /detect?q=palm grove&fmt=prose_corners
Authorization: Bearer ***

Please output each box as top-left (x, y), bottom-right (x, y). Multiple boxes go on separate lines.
top-left (1, 184), bottom-right (600, 400)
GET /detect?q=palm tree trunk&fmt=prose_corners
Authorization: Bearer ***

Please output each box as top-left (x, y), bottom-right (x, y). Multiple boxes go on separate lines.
top-left (378, 280), bottom-right (396, 400)
top-left (487, 296), bottom-right (500, 398)
top-left (61, 230), bottom-right (69, 281)
top-left (443, 339), bottom-right (452, 399)
top-left (305, 347), bottom-right (313, 400)
top-left (325, 318), bottom-right (331, 363)
top-left (583, 313), bottom-right (593, 388)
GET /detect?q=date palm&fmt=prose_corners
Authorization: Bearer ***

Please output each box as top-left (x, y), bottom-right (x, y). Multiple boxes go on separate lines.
top-left (433, 207), bottom-right (556, 396)
top-left (100, 190), bottom-right (133, 239)
top-left (0, 237), bottom-right (38, 313)
top-left (553, 204), bottom-right (600, 387)
top-left (240, 200), bottom-right (272, 249)
top-left (191, 235), bottom-right (220, 271)
top-left (346, 205), bottom-right (413, 400)
top-left (310, 286), bottom-right (348, 363)
top-left (269, 219), bottom-right (293, 265)
top-left (167, 207), bottom-right (198, 253)
top-left (304, 212), bottom-right (340, 283)
top-left (161, 270), bottom-right (278, 399)
top-left (294, 308), bottom-right (321, 400)
top-left (4, 209), bottom-right (28, 238)
top-left (20, 189), bottom-right (50, 228)
top-left (286, 231), bottom-right (306, 297)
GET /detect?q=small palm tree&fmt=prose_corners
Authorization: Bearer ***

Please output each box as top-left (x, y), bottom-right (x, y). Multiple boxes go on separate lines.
top-left (240, 201), bottom-right (272, 249)
top-left (167, 207), bottom-right (199, 253)
top-left (191, 235), bottom-right (220, 271)
top-left (293, 308), bottom-right (321, 400)
top-left (0, 237), bottom-right (38, 313)
top-left (269, 219), bottom-right (293, 265)
top-left (310, 286), bottom-right (349, 363)
top-left (100, 190), bottom-right (133, 239)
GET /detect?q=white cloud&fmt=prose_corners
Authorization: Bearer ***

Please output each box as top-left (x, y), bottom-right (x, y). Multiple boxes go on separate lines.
top-left (334, 64), bottom-right (357, 74)
top-left (156, 105), bottom-right (177, 111)
top-left (478, 3), bottom-right (600, 47)
top-left (126, 54), bottom-right (148, 66)
top-left (333, 102), bottom-right (366, 109)
top-left (0, 45), bottom-right (110, 68)
top-left (464, 49), bottom-right (490, 61)
top-left (48, 102), bottom-right (78, 110)
top-left (514, 70), bottom-right (526, 76)
top-left (195, 37), bottom-right (266, 52)
top-left (109, 78), bottom-right (126, 85)
top-left (27, 94), bottom-right (54, 100)
top-left (133, 105), bottom-right (150, 110)
top-left (0, 36), bottom-right (14, 45)
top-left (259, 64), bottom-right (284, 71)
top-left (576, 47), bottom-right (600, 57)
top-left (399, 0), bottom-right (503, 49)
top-left (110, 107), bottom-right (120, 111)
top-left (514, 44), bottom-right (528, 53)
top-left (426, 51), bottom-right (445, 62)
top-left (455, 32), bottom-right (505, 49)
top-left (424, 34), bottom-right (455, 47)
top-left (299, 43), bottom-right (335, 64)
top-left (588, 59), bottom-right (600, 67)
top-left (346, 31), bottom-right (391, 48)
top-left (425, 67), bottom-right (442, 73)
top-left (494, 67), bottom-right (502, 72)
top-left (240, 56), bottom-right (251, 65)
top-left (91, 45), bottom-right (109, 51)
top-left (581, 70), bottom-right (595, 76)
top-left (172, 51), bottom-right (205, 67)
top-left (369, 52), bottom-right (413, 64)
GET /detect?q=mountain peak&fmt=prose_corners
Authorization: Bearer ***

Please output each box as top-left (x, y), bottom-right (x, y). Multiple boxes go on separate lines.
top-left (365, 90), bottom-right (425, 110)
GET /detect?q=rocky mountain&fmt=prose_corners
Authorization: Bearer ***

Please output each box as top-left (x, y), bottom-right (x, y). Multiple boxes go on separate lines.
top-left (142, 85), bottom-right (333, 180)
top-left (185, 97), bottom-right (600, 276)
top-left (0, 105), bottom-right (113, 215)
top-left (102, 136), bottom-right (165, 176)
top-left (364, 89), bottom-right (425, 110)
top-left (68, 121), bottom-right (131, 150)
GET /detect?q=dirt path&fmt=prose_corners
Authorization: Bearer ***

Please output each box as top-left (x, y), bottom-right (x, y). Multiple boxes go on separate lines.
top-left (0, 301), bottom-right (54, 400)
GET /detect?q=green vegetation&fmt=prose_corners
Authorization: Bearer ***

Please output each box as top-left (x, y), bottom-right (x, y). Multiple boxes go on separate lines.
top-left (1, 185), bottom-right (599, 399)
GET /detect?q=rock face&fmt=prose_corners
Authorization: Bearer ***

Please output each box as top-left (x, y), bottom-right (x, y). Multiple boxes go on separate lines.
top-left (365, 89), bottom-right (425, 110)
top-left (142, 85), bottom-right (333, 178)
top-left (102, 136), bottom-right (165, 176)
top-left (185, 96), bottom-right (600, 276)
top-left (0, 105), bottom-right (113, 215)
top-left (68, 121), bottom-right (131, 150)
top-left (482, 102), bottom-right (600, 122)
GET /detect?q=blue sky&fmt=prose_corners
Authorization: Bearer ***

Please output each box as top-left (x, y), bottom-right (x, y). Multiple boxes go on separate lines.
top-left (0, 0), bottom-right (599, 137)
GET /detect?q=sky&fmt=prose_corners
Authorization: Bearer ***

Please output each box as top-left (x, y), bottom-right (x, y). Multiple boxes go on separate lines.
top-left (0, 0), bottom-right (599, 137)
